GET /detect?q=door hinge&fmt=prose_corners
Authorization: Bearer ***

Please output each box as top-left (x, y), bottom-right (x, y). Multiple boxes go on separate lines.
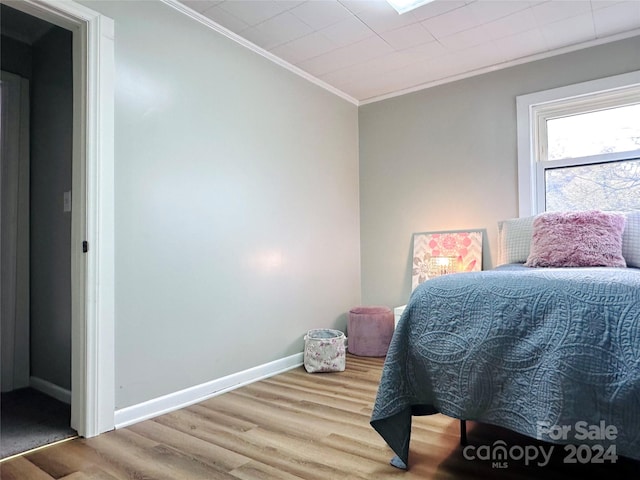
top-left (82, 241), bottom-right (88, 253)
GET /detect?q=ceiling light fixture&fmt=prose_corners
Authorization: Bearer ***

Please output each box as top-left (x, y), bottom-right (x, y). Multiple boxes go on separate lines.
top-left (385, 0), bottom-right (435, 15)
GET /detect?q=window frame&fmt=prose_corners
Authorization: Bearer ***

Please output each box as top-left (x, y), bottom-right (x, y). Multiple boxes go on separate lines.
top-left (516, 70), bottom-right (640, 217)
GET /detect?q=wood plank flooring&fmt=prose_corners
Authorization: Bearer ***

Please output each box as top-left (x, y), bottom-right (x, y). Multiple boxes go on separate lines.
top-left (1, 354), bottom-right (638, 479)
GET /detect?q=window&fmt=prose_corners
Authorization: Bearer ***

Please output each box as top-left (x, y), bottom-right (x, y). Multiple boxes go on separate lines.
top-left (516, 71), bottom-right (640, 216)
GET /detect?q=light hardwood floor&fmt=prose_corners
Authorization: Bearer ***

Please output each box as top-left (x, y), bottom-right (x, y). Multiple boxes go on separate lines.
top-left (1, 354), bottom-right (638, 479)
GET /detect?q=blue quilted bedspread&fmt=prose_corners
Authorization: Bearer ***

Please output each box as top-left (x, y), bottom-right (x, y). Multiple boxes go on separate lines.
top-left (370, 265), bottom-right (640, 468)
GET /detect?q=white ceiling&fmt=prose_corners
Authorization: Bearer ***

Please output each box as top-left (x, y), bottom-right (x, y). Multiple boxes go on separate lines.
top-left (176, 0), bottom-right (640, 104)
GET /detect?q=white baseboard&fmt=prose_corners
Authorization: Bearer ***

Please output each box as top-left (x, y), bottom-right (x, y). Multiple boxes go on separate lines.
top-left (30, 376), bottom-right (72, 405)
top-left (114, 352), bottom-right (303, 429)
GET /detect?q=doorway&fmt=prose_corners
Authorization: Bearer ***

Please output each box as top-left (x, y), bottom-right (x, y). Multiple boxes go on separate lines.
top-left (1, 4), bottom-right (77, 458)
top-left (0, 0), bottom-right (115, 453)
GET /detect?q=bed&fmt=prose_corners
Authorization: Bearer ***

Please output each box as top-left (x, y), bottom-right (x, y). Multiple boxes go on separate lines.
top-left (370, 210), bottom-right (640, 470)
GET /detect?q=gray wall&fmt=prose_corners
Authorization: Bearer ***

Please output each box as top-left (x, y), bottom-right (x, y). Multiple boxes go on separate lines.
top-left (0, 34), bottom-right (32, 79)
top-left (359, 35), bottom-right (640, 309)
top-left (79, 1), bottom-right (360, 409)
top-left (29, 26), bottom-right (73, 390)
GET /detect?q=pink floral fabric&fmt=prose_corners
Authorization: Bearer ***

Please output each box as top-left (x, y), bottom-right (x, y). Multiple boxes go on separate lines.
top-left (303, 329), bottom-right (346, 373)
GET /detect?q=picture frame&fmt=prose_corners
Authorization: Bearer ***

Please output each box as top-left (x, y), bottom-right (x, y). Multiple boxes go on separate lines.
top-left (411, 229), bottom-right (483, 291)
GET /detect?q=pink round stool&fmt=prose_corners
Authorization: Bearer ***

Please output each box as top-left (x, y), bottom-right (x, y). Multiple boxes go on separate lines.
top-left (347, 306), bottom-right (394, 357)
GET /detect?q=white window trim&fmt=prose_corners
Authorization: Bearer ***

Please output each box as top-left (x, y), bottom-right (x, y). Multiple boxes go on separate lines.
top-left (516, 70), bottom-right (640, 217)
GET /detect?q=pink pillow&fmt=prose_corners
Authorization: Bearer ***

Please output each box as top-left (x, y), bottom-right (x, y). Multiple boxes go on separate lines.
top-left (524, 210), bottom-right (627, 268)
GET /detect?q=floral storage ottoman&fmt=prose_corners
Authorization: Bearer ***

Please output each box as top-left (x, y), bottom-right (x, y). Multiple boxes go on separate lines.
top-left (303, 328), bottom-right (346, 373)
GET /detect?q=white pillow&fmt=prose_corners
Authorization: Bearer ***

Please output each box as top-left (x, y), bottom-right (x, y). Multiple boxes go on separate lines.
top-left (621, 210), bottom-right (640, 268)
top-left (497, 215), bottom-right (535, 265)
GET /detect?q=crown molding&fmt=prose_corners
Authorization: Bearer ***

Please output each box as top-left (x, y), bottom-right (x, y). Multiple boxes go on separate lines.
top-left (360, 29), bottom-right (640, 105)
top-left (160, 0), bottom-right (359, 106)
top-left (155, 2), bottom-right (640, 107)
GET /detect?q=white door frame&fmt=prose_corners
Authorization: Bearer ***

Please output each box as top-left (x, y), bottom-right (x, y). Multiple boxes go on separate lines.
top-left (2, 0), bottom-right (115, 437)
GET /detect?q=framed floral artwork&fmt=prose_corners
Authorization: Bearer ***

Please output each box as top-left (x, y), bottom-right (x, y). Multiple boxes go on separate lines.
top-left (411, 229), bottom-right (483, 291)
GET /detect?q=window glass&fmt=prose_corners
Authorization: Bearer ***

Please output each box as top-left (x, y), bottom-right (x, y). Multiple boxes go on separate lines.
top-left (516, 72), bottom-right (640, 216)
top-left (545, 158), bottom-right (640, 212)
top-left (546, 103), bottom-right (640, 161)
